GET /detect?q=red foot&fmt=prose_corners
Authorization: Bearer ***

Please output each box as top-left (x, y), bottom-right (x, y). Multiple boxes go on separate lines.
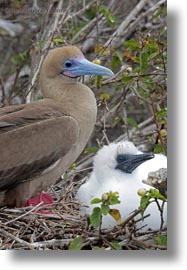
top-left (25, 192), bottom-right (54, 214)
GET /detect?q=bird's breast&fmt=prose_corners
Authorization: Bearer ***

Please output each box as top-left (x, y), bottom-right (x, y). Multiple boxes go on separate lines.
top-left (48, 86), bottom-right (97, 177)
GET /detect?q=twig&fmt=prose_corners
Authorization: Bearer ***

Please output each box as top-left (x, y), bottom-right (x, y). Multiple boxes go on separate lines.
top-left (104, 209), bottom-right (141, 234)
top-left (27, 238), bottom-right (72, 249)
top-left (0, 227), bottom-right (33, 250)
top-left (104, 0), bottom-right (149, 49)
top-left (72, 14), bottom-right (103, 43)
top-left (131, 237), bottom-right (166, 250)
top-left (104, 0), bottom-right (166, 50)
top-left (3, 201), bottom-right (44, 225)
top-left (63, 0), bottom-right (97, 24)
top-left (102, 73), bottom-right (166, 86)
top-left (0, 76), bottom-right (6, 104)
top-left (151, 103), bottom-right (167, 153)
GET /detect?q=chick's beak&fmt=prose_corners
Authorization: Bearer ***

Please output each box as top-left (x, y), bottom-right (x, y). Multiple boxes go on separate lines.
top-left (116, 153), bottom-right (154, 174)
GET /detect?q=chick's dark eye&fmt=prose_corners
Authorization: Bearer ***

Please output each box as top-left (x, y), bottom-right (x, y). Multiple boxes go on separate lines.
top-left (117, 154), bottom-right (127, 163)
top-left (65, 61), bottom-right (72, 68)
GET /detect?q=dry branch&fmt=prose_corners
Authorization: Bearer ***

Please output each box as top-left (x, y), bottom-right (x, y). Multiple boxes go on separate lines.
top-left (104, 0), bottom-right (166, 50)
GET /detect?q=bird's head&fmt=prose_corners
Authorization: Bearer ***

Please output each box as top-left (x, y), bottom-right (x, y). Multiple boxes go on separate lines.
top-left (40, 46), bottom-right (113, 80)
top-left (93, 141), bottom-right (154, 180)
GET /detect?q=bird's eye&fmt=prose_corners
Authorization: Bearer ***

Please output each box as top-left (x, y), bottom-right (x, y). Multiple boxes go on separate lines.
top-left (118, 156), bottom-right (123, 162)
top-left (117, 154), bottom-right (127, 163)
top-left (64, 60), bottom-right (72, 68)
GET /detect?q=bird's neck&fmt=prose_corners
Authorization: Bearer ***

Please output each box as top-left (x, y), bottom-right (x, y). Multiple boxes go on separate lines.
top-left (40, 76), bottom-right (97, 128)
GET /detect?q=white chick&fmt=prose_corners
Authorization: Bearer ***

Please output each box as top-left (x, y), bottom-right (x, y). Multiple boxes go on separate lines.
top-left (77, 141), bottom-right (167, 230)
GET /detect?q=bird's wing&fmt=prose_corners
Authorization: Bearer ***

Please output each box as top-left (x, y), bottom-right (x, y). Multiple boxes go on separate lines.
top-left (0, 100), bottom-right (79, 191)
top-left (0, 103), bottom-right (26, 117)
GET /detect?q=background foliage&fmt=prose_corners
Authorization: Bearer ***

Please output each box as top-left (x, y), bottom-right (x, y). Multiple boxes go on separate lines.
top-left (0, 0), bottom-right (167, 250)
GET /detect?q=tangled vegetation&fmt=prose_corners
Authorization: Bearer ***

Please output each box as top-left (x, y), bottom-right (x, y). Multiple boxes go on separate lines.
top-left (0, 0), bottom-right (167, 250)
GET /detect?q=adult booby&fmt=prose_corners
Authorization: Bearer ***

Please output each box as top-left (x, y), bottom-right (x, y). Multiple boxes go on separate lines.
top-left (0, 46), bottom-right (113, 207)
top-left (77, 141), bottom-right (167, 230)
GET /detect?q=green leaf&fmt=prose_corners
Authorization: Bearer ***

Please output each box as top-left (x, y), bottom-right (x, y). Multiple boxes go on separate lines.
top-left (155, 235), bottom-right (167, 246)
top-left (99, 93), bottom-right (110, 101)
top-left (53, 38), bottom-right (64, 44)
top-left (153, 143), bottom-right (165, 154)
top-left (11, 51), bottom-right (27, 65)
top-left (115, 85), bottom-right (123, 91)
top-left (90, 198), bottom-right (102, 204)
top-left (95, 75), bottom-right (102, 88)
top-left (84, 146), bottom-right (99, 154)
top-left (154, 6), bottom-right (167, 18)
top-left (62, 172), bottom-right (68, 180)
top-left (71, 163), bottom-right (77, 170)
top-left (158, 119), bottom-right (167, 125)
top-left (131, 56), bottom-right (140, 63)
top-left (140, 52), bottom-right (148, 73)
top-left (101, 204), bottom-right (110, 215)
top-left (92, 246), bottom-right (105, 250)
top-left (113, 116), bottom-right (121, 126)
top-left (85, 6), bottom-right (97, 20)
top-left (69, 236), bottom-right (83, 250)
top-left (109, 195), bottom-right (120, 205)
top-left (140, 195), bottom-right (151, 210)
top-left (121, 76), bottom-right (133, 85)
top-left (110, 241), bottom-right (122, 250)
top-left (141, 77), bottom-right (156, 89)
top-left (90, 207), bottom-right (102, 228)
top-left (156, 108), bottom-right (167, 118)
top-left (126, 117), bottom-right (139, 129)
top-left (159, 27), bottom-right (166, 36)
top-left (141, 76), bottom-right (153, 83)
top-left (111, 51), bottom-right (122, 69)
top-left (124, 39), bottom-right (140, 50)
top-left (140, 91), bottom-right (151, 99)
top-left (99, 5), bottom-right (115, 28)
top-left (143, 38), bottom-right (159, 53)
top-left (150, 189), bottom-right (167, 202)
top-left (114, 51), bottom-right (123, 61)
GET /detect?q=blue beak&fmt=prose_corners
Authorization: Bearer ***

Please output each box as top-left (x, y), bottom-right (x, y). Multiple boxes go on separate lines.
top-left (63, 58), bottom-right (114, 77)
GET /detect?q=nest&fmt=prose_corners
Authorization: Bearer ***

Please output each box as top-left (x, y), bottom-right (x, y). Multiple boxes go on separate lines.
top-left (0, 174), bottom-right (167, 250)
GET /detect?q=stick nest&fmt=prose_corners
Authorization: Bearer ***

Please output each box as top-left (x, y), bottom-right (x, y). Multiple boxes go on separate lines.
top-left (0, 176), bottom-right (167, 250)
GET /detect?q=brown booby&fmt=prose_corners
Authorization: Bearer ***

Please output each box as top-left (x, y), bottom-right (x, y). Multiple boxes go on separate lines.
top-left (0, 46), bottom-right (113, 207)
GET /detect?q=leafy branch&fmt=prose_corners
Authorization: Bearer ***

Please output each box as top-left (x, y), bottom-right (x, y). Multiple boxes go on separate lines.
top-left (138, 187), bottom-right (167, 231)
top-left (90, 191), bottom-right (122, 232)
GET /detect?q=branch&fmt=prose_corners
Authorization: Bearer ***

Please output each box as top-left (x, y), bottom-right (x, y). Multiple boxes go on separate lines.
top-left (104, 0), bottom-right (149, 49)
top-left (104, 0), bottom-right (166, 50)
